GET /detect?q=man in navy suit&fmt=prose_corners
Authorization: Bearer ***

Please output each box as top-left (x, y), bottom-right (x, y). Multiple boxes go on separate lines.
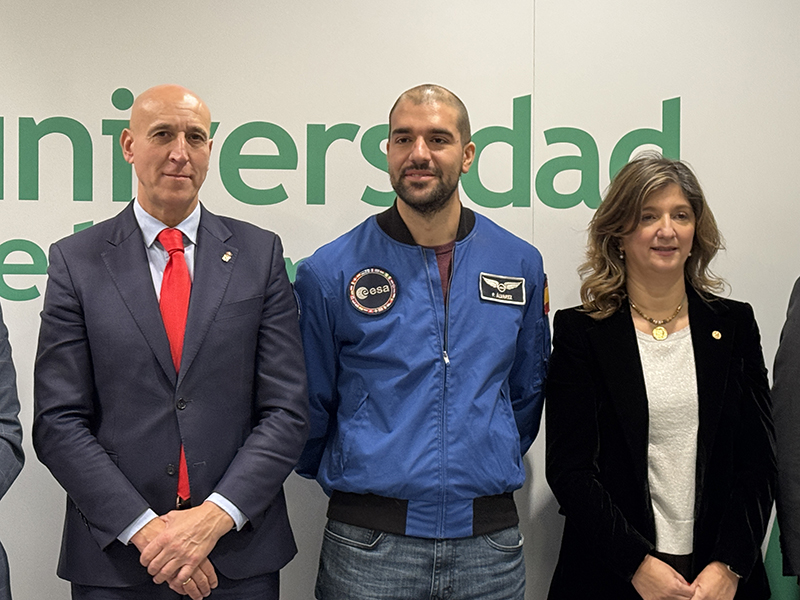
top-left (774, 277), bottom-right (800, 584)
top-left (33, 84), bottom-right (308, 600)
top-left (0, 306), bottom-right (23, 600)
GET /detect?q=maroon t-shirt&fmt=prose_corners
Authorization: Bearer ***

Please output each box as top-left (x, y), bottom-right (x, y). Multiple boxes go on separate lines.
top-left (425, 240), bottom-right (455, 301)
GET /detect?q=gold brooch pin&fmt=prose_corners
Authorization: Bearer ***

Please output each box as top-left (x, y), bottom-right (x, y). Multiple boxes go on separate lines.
top-left (712, 331), bottom-right (721, 340)
top-left (222, 251), bottom-right (233, 263)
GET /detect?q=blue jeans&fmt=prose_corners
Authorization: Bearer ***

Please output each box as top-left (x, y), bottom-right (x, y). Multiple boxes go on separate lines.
top-left (315, 520), bottom-right (525, 600)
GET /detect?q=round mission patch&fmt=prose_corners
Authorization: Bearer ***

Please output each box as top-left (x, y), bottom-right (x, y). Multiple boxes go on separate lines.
top-left (349, 268), bottom-right (397, 315)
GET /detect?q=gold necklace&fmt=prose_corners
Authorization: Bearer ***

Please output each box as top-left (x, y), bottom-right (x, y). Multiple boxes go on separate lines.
top-left (628, 297), bottom-right (684, 341)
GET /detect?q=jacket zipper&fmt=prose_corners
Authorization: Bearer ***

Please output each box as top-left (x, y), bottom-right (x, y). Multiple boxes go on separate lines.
top-left (421, 244), bottom-right (455, 537)
top-left (440, 245), bottom-right (455, 537)
top-left (442, 246), bottom-right (455, 366)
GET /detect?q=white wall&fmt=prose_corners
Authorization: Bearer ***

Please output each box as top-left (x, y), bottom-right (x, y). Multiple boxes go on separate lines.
top-left (1, 2), bottom-right (798, 598)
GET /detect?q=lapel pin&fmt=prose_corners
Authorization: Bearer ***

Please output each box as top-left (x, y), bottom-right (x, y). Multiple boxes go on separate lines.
top-left (712, 330), bottom-right (721, 340)
top-left (222, 251), bottom-right (233, 263)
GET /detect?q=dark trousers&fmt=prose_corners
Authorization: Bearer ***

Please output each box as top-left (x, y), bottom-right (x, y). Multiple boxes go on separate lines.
top-left (72, 571), bottom-right (279, 600)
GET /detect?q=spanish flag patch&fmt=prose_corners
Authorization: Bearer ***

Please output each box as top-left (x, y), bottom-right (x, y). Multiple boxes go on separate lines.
top-left (543, 276), bottom-right (550, 315)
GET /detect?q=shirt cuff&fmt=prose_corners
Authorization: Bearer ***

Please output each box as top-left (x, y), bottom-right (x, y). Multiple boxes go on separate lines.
top-left (207, 493), bottom-right (247, 531)
top-left (118, 508), bottom-right (158, 545)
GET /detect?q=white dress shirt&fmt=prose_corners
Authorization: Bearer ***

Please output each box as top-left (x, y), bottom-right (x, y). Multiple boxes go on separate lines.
top-left (117, 200), bottom-right (247, 545)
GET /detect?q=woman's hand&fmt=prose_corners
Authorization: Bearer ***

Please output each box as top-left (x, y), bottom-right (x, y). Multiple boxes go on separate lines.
top-left (632, 554), bottom-right (694, 600)
top-left (688, 561), bottom-right (739, 600)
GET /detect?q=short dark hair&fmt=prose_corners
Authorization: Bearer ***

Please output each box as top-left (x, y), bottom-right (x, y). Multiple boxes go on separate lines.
top-left (389, 84), bottom-right (471, 144)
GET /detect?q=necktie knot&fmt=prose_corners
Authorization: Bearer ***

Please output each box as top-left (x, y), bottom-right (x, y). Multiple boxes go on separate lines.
top-left (158, 228), bottom-right (185, 255)
top-left (157, 227), bottom-right (191, 374)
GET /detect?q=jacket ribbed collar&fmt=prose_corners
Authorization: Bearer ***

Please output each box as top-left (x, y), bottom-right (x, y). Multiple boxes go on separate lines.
top-left (375, 200), bottom-right (476, 246)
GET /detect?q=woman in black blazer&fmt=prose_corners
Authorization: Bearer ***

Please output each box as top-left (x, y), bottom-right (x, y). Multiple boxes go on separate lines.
top-left (546, 154), bottom-right (775, 600)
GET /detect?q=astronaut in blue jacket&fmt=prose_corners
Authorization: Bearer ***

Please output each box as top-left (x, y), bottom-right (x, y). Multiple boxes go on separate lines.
top-left (295, 84), bottom-right (550, 600)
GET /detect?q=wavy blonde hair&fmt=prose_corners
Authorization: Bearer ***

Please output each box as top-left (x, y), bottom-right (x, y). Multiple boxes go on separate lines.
top-left (580, 153), bottom-right (725, 319)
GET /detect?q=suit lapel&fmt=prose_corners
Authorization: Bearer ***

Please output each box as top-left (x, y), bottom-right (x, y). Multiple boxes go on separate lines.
top-left (101, 204), bottom-right (176, 383)
top-left (587, 303), bottom-right (651, 487)
top-left (688, 287), bottom-right (736, 506)
top-left (178, 207), bottom-right (236, 386)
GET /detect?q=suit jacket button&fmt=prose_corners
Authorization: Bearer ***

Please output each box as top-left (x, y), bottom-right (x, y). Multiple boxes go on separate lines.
top-left (177, 398), bottom-right (187, 410)
top-left (166, 464), bottom-right (177, 476)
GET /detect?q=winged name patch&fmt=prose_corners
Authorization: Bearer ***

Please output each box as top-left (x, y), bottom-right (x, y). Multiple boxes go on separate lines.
top-left (479, 272), bottom-right (526, 306)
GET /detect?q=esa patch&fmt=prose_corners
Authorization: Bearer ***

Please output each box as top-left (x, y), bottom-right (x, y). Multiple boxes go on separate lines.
top-left (479, 272), bottom-right (526, 306)
top-left (349, 268), bottom-right (397, 315)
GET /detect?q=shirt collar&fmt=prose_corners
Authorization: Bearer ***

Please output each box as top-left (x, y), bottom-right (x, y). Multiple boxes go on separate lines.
top-left (133, 199), bottom-right (201, 248)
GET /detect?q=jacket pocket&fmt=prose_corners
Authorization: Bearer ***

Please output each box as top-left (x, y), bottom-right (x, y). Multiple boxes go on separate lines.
top-left (214, 296), bottom-right (262, 321)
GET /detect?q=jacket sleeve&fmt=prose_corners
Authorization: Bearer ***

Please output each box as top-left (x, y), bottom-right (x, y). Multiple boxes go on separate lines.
top-left (545, 309), bottom-right (653, 581)
top-left (33, 243), bottom-right (151, 549)
top-left (509, 264), bottom-right (550, 455)
top-left (211, 234), bottom-right (310, 525)
top-left (707, 302), bottom-right (775, 579)
top-left (293, 259), bottom-right (340, 484)
top-left (774, 278), bottom-right (800, 575)
top-left (0, 305), bottom-right (23, 500)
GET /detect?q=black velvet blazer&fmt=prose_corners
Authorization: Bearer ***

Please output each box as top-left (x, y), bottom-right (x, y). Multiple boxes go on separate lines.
top-left (545, 285), bottom-right (775, 599)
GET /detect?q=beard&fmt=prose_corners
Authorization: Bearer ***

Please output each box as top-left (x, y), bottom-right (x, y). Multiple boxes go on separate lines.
top-left (390, 167), bottom-right (460, 216)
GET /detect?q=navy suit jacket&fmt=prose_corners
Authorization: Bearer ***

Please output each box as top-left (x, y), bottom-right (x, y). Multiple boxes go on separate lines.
top-left (773, 275), bottom-right (800, 576)
top-left (0, 305), bottom-right (24, 600)
top-left (546, 286), bottom-right (775, 599)
top-left (33, 202), bottom-right (309, 586)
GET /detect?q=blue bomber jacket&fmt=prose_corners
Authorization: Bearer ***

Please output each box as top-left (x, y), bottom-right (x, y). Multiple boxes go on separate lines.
top-left (294, 203), bottom-right (550, 539)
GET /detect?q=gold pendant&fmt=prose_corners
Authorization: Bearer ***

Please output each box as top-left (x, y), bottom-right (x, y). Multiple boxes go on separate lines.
top-left (652, 326), bottom-right (668, 341)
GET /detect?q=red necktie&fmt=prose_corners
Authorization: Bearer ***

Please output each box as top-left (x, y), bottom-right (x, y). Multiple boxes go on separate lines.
top-left (157, 228), bottom-right (191, 503)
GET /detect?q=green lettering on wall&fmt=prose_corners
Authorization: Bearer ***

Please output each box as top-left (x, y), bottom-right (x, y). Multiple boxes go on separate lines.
top-left (111, 88), bottom-right (134, 111)
top-left (284, 256), bottom-right (305, 283)
top-left (359, 124), bottom-right (393, 207)
top-left (219, 122), bottom-right (297, 205)
top-left (535, 128), bottom-right (601, 209)
top-left (307, 123), bottom-right (360, 205)
top-left (102, 119), bottom-right (132, 202)
top-left (74, 221), bottom-right (93, 233)
top-left (609, 97), bottom-right (681, 179)
top-left (106, 89), bottom-right (135, 201)
top-left (19, 117), bottom-right (93, 201)
top-left (462, 95), bottom-right (531, 208)
top-left (0, 239), bottom-right (48, 301)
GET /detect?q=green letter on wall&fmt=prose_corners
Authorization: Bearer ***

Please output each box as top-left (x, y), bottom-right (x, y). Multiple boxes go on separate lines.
top-left (103, 87), bottom-right (134, 202)
top-left (0, 239), bottom-right (48, 301)
top-left (535, 127), bottom-right (601, 209)
top-left (19, 117), bottom-right (93, 201)
top-left (360, 124), bottom-right (393, 207)
top-left (219, 122), bottom-right (298, 205)
top-left (462, 95), bottom-right (531, 208)
top-left (609, 97), bottom-right (681, 179)
top-left (307, 123), bottom-right (360, 205)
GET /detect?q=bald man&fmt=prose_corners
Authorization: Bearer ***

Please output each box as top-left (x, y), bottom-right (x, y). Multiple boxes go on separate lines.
top-left (295, 84), bottom-right (550, 599)
top-left (33, 84), bottom-right (308, 600)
